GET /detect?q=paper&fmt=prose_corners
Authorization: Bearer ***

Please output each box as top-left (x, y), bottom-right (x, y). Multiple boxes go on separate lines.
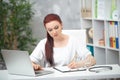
top-left (53, 66), bottom-right (86, 72)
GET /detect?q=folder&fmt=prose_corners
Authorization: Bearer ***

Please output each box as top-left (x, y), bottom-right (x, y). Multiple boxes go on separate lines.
top-left (114, 21), bottom-right (119, 49)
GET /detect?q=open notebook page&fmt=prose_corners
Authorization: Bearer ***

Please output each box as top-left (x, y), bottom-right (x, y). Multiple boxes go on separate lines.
top-left (53, 66), bottom-right (86, 72)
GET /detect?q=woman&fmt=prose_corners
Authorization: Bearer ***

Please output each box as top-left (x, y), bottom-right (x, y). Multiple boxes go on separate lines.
top-left (30, 13), bottom-right (96, 70)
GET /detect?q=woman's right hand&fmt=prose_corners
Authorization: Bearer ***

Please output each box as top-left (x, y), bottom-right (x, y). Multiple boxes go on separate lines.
top-left (32, 62), bottom-right (43, 71)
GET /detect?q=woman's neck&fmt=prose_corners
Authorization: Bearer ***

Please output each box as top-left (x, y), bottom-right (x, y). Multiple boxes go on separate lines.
top-left (53, 34), bottom-right (69, 48)
top-left (54, 33), bottom-right (68, 41)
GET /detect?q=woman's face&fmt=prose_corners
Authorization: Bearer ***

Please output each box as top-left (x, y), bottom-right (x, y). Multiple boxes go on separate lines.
top-left (45, 20), bottom-right (62, 39)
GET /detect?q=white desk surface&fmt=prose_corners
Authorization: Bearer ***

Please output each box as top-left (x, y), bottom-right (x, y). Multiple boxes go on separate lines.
top-left (0, 64), bottom-right (120, 80)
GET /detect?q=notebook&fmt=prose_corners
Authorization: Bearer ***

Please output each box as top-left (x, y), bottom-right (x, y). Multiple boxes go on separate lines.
top-left (1, 49), bottom-right (54, 76)
top-left (53, 66), bottom-right (86, 73)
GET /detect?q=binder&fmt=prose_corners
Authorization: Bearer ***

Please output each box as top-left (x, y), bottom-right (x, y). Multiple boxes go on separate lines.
top-left (114, 21), bottom-right (119, 49)
top-left (109, 21), bottom-right (113, 47)
top-left (97, 0), bottom-right (105, 19)
top-left (109, 21), bottom-right (116, 48)
top-left (110, 0), bottom-right (117, 19)
top-left (112, 22), bottom-right (116, 48)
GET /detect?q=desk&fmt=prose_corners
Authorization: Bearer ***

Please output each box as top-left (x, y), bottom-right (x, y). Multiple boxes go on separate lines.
top-left (0, 64), bottom-right (120, 80)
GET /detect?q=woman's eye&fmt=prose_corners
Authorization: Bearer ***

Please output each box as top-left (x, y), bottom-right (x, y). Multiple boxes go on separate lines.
top-left (54, 26), bottom-right (59, 29)
top-left (48, 29), bottom-right (52, 32)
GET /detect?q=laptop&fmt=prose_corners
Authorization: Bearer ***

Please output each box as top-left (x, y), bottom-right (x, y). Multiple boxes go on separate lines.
top-left (1, 49), bottom-right (54, 76)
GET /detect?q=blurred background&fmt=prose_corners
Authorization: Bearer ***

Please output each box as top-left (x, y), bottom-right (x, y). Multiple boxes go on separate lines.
top-left (0, 0), bottom-right (81, 70)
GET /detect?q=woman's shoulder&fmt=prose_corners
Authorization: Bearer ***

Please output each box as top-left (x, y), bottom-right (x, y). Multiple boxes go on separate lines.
top-left (40, 38), bottom-right (47, 42)
top-left (37, 38), bottom-right (47, 45)
top-left (69, 36), bottom-right (77, 42)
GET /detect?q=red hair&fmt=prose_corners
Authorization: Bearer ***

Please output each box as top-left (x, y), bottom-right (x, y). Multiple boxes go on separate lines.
top-left (43, 13), bottom-right (62, 66)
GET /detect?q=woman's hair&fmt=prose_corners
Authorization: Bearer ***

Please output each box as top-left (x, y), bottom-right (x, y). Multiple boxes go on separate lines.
top-left (43, 13), bottom-right (62, 66)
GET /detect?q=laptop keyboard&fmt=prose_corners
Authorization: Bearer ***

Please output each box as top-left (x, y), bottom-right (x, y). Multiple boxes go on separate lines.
top-left (35, 70), bottom-right (54, 75)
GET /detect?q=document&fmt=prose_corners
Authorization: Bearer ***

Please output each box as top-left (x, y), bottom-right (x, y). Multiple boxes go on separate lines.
top-left (53, 66), bottom-right (86, 73)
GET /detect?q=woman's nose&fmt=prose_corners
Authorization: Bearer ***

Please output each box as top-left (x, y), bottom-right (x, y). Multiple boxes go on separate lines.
top-left (52, 29), bottom-right (57, 34)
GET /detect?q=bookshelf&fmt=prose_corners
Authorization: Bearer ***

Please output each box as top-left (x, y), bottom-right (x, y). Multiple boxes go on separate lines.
top-left (80, 0), bottom-right (120, 65)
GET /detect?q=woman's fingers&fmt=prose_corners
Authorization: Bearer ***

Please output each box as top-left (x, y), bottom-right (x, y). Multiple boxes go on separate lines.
top-left (32, 63), bottom-right (43, 71)
top-left (68, 62), bottom-right (77, 69)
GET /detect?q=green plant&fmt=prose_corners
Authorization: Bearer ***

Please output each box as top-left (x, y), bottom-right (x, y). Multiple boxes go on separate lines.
top-left (0, 0), bottom-right (36, 54)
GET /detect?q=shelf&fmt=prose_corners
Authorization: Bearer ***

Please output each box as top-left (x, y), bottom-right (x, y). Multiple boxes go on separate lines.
top-left (94, 47), bottom-right (106, 65)
top-left (80, 0), bottom-right (120, 65)
top-left (106, 49), bottom-right (119, 64)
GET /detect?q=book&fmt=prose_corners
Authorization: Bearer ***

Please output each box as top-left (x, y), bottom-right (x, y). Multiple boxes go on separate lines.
top-left (81, 0), bottom-right (92, 18)
top-left (53, 66), bottom-right (86, 73)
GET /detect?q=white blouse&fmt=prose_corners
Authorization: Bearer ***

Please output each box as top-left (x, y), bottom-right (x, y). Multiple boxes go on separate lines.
top-left (30, 36), bottom-right (91, 67)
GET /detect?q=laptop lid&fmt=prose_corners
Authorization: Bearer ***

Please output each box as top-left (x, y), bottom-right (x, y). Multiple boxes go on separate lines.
top-left (1, 49), bottom-right (36, 76)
